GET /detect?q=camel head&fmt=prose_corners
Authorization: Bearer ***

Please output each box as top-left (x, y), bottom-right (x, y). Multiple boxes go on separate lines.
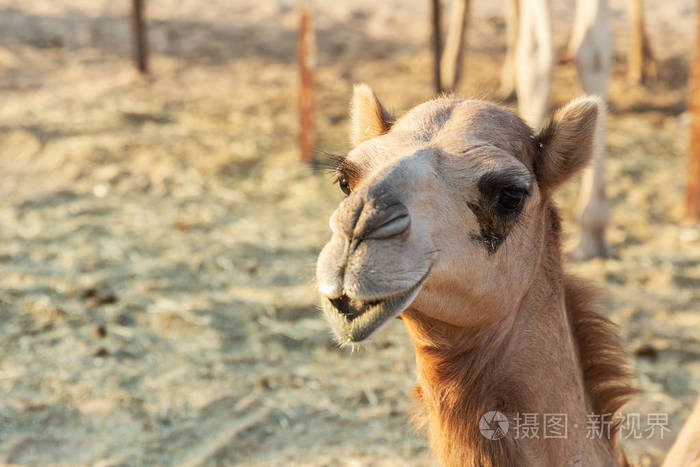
top-left (316, 84), bottom-right (600, 343)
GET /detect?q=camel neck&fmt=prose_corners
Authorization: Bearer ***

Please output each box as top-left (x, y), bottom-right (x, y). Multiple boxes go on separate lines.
top-left (401, 227), bottom-right (617, 466)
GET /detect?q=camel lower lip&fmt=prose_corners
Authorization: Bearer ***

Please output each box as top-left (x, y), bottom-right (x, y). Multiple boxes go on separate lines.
top-left (321, 270), bottom-right (430, 343)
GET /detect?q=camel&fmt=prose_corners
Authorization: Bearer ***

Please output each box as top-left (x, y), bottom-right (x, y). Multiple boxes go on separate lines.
top-left (513, 0), bottom-right (612, 259)
top-left (429, 0), bottom-right (661, 258)
top-left (438, 0), bottom-right (654, 258)
top-left (662, 397), bottom-right (700, 467)
top-left (316, 85), bottom-right (699, 466)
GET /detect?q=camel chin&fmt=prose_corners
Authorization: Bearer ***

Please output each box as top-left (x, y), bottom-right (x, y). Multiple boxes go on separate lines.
top-left (321, 268), bottom-right (431, 344)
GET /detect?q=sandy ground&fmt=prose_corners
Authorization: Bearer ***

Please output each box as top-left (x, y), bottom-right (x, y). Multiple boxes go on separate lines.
top-left (0, 0), bottom-right (698, 465)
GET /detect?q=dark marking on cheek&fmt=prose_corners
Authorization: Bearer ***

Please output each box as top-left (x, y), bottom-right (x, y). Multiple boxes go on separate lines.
top-left (467, 201), bottom-right (515, 255)
top-left (466, 168), bottom-right (530, 254)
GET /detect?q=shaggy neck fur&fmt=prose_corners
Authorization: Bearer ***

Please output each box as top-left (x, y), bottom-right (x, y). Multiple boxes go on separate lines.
top-left (401, 206), bottom-right (635, 467)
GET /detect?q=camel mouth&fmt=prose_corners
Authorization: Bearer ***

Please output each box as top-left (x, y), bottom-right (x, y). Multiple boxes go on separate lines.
top-left (321, 268), bottom-right (431, 343)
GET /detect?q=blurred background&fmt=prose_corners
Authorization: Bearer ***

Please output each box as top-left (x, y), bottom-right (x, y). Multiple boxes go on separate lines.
top-left (0, 0), bottom-right (698, 465)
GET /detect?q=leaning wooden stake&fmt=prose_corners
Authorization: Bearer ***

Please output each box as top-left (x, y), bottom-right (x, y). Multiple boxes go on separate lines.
top-left (440, 0), bottom-right (470, 92)
top-left (131, 0), bottom-right (148, 73)
top-left (499, 0), bottom-right (519, 98)
top-left (627, 0), bottom-right (656, 84)
top-left (430, 0), bottom-right (443, 95)
top-left (686, 3), bottom-right (700, 220)
top-left (298, 0), bottom-right (315, 163)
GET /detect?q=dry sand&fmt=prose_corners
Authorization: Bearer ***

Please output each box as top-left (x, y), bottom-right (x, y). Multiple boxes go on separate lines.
top-left (0, 0), bottom-right (698, 465)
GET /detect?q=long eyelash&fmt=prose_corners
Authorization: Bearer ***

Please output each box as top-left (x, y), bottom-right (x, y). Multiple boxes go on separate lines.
top-left (337, 159), bottom-right (361, 181)
top-left (316, 152), bottom-right (346, 174)
top-left (318, 152), bottom-right (361, 183)
top-left (330, 154), bottom-right (349, 185)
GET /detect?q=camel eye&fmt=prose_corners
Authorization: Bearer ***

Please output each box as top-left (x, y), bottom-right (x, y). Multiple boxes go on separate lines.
top-left (498, 188), bottom-right (525, 212)
top-left (338, 177), bottom-right (351, 196)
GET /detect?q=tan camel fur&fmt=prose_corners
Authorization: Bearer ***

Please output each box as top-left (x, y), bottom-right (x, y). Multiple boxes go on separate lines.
top-left (316, 85), bottom-right (636, 466)
top-left (662, 397), bottom-right (700, 467)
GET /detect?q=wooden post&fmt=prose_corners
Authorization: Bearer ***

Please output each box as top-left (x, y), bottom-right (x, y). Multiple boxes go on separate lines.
top-left (499, 0), bottom-right (519, 98)
top-left (440, 0), bottom-right (470, 93)
top-left (131, 0), bottom-right (148, 73)
top-left (627, 0), bottom-right (655, 84)
top-left (686, 3), bottom-right (700, 220)
top-left (430, 0), bottom-right (443, 95)
top-left (298, 0), bottom-right (315, 163)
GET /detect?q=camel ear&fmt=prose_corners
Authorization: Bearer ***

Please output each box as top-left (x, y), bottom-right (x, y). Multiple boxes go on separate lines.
top-left (350, 84), bottom-right (395, 147)
top-left (533, 96), bottom-right (601, 194)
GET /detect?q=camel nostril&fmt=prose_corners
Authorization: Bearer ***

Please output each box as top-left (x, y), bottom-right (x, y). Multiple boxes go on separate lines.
top-left (365, 214), bottom-right (410, 239)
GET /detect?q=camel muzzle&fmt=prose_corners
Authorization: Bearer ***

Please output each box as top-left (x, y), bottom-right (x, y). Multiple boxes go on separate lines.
top-left (319, 266), bottom-right (431, 343)
top-left (317, 165), bottom-right (435, 342)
